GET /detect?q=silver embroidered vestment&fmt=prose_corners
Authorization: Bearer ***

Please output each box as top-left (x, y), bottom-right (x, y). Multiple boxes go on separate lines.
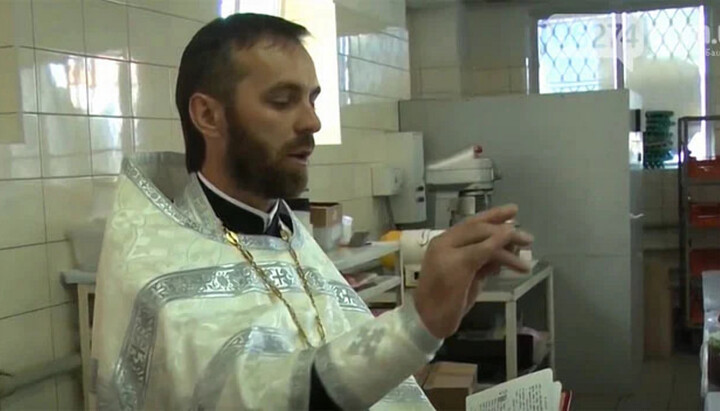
top-left (91, 152), bottom-right (440, 410)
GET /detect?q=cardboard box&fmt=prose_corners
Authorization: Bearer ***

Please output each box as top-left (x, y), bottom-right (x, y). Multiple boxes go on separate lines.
top-left (413, 364), bottom-right (433, 387)
top-left (421, 362), bottom-right (477, 410)
top-left (310, 203), bottom-right (342, 227)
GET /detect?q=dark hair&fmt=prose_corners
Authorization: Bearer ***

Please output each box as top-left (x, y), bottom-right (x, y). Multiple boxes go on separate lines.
top-left (175, 13), bottom-right (309, 172)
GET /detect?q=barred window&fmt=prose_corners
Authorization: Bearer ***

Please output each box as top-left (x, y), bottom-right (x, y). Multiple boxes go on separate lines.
top-left (538, 7), bottom-right (709, 162)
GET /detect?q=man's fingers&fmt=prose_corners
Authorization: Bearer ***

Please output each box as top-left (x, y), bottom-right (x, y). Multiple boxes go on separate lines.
top-left (510, 230), bottom-right (534, 247)
top-left (445, 220), bottom-right (497, 248)
top-left (444, 204), bottom-right (517, 247)
top-left (472, 204), bottom-right (519, 224)
top-left (457, 225), bottom-right (515, 268)
top-left (492, 248), bottom-right (532, 273)
top-left (458, 226), bottom-right (534, 271)
top-left (450, 219), bottom-right (534, 249)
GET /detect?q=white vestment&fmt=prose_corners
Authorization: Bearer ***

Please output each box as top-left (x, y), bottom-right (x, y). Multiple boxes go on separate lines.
top-left (91, 152), bottom-right (440, 410)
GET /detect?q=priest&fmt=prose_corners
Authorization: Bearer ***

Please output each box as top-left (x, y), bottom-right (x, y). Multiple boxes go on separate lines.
top-left (90, 13), bottom-right (534, 410)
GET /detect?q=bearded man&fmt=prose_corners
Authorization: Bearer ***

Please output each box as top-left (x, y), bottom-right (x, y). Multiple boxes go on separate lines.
top-left (91, 13), bottom-right (533, 410)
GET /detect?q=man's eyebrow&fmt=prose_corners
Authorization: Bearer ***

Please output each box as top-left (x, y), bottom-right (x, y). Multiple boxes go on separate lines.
top-left (265, 82), bottom-right (321, 96)
top-left (266, 82), bottom-right (302, 93)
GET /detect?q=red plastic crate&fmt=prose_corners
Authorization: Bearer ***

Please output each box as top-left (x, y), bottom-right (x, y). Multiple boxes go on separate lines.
top-left (691, 290), bottom-right (703, 326)
top-left (690, 203), bottom-right (720, 228)
top-left (689, 157), bottom-right (720, 179)
top-left (690, 249), bottom-right (720, 278)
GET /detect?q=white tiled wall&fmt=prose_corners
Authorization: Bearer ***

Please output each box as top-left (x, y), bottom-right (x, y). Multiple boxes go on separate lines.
top-left (0, 0), bottom-right (34, 48)
top-left (83, 0), bottom-right (130, 60)
top-left (0, 0), bottom-right (220, 408)
top-left (408, 3), bottom-right (531, 98)
top-left (407, 5), bottom-right (463, 98)
top-left (310, 0), bottom-right (411, 238)
top-left (0, 0), bottom-right (411, 407)
top-left (461, 5), bottom-right (530, 96)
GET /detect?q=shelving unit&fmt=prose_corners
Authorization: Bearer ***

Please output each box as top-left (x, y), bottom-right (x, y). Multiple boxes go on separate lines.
top-left (327, 241), bottom-right (404, 307)
top-left (678, 116), bottom-right (720, 329)
top-left (372, 261), bottom-right (555, 383)
top-left (476, 262), bottom-right (555, 381)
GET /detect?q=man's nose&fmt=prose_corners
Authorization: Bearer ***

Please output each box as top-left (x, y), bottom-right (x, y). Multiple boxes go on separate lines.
top-left (296, 104), bottom-right (322, 135)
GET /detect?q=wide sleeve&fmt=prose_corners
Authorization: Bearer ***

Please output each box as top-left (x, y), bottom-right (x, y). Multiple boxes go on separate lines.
top-left (194, 299), bottom-right (440, 410)
top-left (313, 298), bottom-right (442, 409)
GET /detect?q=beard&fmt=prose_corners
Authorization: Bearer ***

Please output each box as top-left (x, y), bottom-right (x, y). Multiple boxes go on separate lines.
top-left (224, 111), bottom-right (314, 200)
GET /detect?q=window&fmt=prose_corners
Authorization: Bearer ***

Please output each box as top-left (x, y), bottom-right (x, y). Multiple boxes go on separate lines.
top-left (538, 7), bottom-right (710, 161)
top-left (538, 14), bottom-right (616, 93)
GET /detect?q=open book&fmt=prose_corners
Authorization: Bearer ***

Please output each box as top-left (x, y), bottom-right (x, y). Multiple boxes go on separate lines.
top-left (466, 369), bottom-right (571, 411)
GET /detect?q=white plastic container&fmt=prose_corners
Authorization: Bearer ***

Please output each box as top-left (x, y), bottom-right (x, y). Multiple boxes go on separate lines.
top-left (313, 224), bottom-right (342, 251)
top-left (339, 215), bottom-right (353, 246)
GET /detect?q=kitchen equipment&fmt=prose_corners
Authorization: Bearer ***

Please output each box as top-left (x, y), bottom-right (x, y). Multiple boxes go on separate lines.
top-left (425, 145), bottom-right (499, 229)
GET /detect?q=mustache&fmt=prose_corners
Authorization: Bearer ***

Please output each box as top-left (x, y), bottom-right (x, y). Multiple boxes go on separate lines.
top-left (283, 134), bottom-right (315, 153)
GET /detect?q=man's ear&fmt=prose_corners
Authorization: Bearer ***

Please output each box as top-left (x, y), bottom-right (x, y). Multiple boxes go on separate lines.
top-left (188, 92), bottom-right (226, 140)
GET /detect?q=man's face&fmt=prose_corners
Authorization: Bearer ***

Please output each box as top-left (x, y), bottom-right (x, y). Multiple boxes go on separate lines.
top-left (222, 39), bottom-right (321, 199)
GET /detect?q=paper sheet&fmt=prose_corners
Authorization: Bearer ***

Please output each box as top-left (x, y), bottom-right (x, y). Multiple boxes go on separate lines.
top-left (466, 369), bottom-right (559, 411)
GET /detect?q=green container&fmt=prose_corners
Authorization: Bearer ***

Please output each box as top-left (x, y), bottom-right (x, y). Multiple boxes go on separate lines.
top-left (645, 110), bottom-right (674, 118)
top-left (645, 130), bottom-right (673, 136)
top-left (646, 121), bottom-right (675, 128)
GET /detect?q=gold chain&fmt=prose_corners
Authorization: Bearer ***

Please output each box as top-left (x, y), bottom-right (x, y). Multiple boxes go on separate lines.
top-left (224, 227), bottom-right (327, 347)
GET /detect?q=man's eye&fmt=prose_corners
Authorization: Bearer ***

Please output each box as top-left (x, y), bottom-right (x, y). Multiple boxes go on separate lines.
top-left (270, 100), bottom-right (291, 109)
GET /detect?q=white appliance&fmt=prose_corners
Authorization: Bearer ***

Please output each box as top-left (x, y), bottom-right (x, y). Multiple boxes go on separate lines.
top-left (370, 164), bottom-right (403, 196)
top-left (425, 145), bottom-right (498, 228)
top-left (384, 132), bottom-right (427, 224)
top-left (399, 90), bottom-right (644, 394)
top-left (397, 229), bottom-right (444, 287)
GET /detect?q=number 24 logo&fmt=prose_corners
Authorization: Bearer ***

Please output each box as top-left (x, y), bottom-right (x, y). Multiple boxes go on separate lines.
top-left (592, 23), bottom-right (640, 48)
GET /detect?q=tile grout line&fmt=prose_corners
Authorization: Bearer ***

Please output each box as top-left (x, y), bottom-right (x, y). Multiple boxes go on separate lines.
top-left (341, 126), bottom-right (399, 133)
top-left (340, 91), bottom-right (398, 101)
top-left (0, 239), bottom-right (67, 253)
top-left (27, 5), bottom-right (58, 380)
top-left (0, 174), bottom-right (120, 183)
top-left (337, 53), bottom-right (410, 71)
top-left (124, 0), bottom-right (137, 159)
top-left (122, 0), bottom-right (209, 26)
top-left (341, 90), bottom-right (405, 101)
top-left (82, 0), bottom-right (97, 202)
top-left (16, 112), bottom-right (179, 121)
top-left (22, 44), bottom-right (180, 70)
top-left (0, 301), bottom-right (72, 323)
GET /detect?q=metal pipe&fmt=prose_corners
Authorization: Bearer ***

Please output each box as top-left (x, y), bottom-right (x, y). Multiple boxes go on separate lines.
top-left (0, 354), bottom-right (82, 399)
